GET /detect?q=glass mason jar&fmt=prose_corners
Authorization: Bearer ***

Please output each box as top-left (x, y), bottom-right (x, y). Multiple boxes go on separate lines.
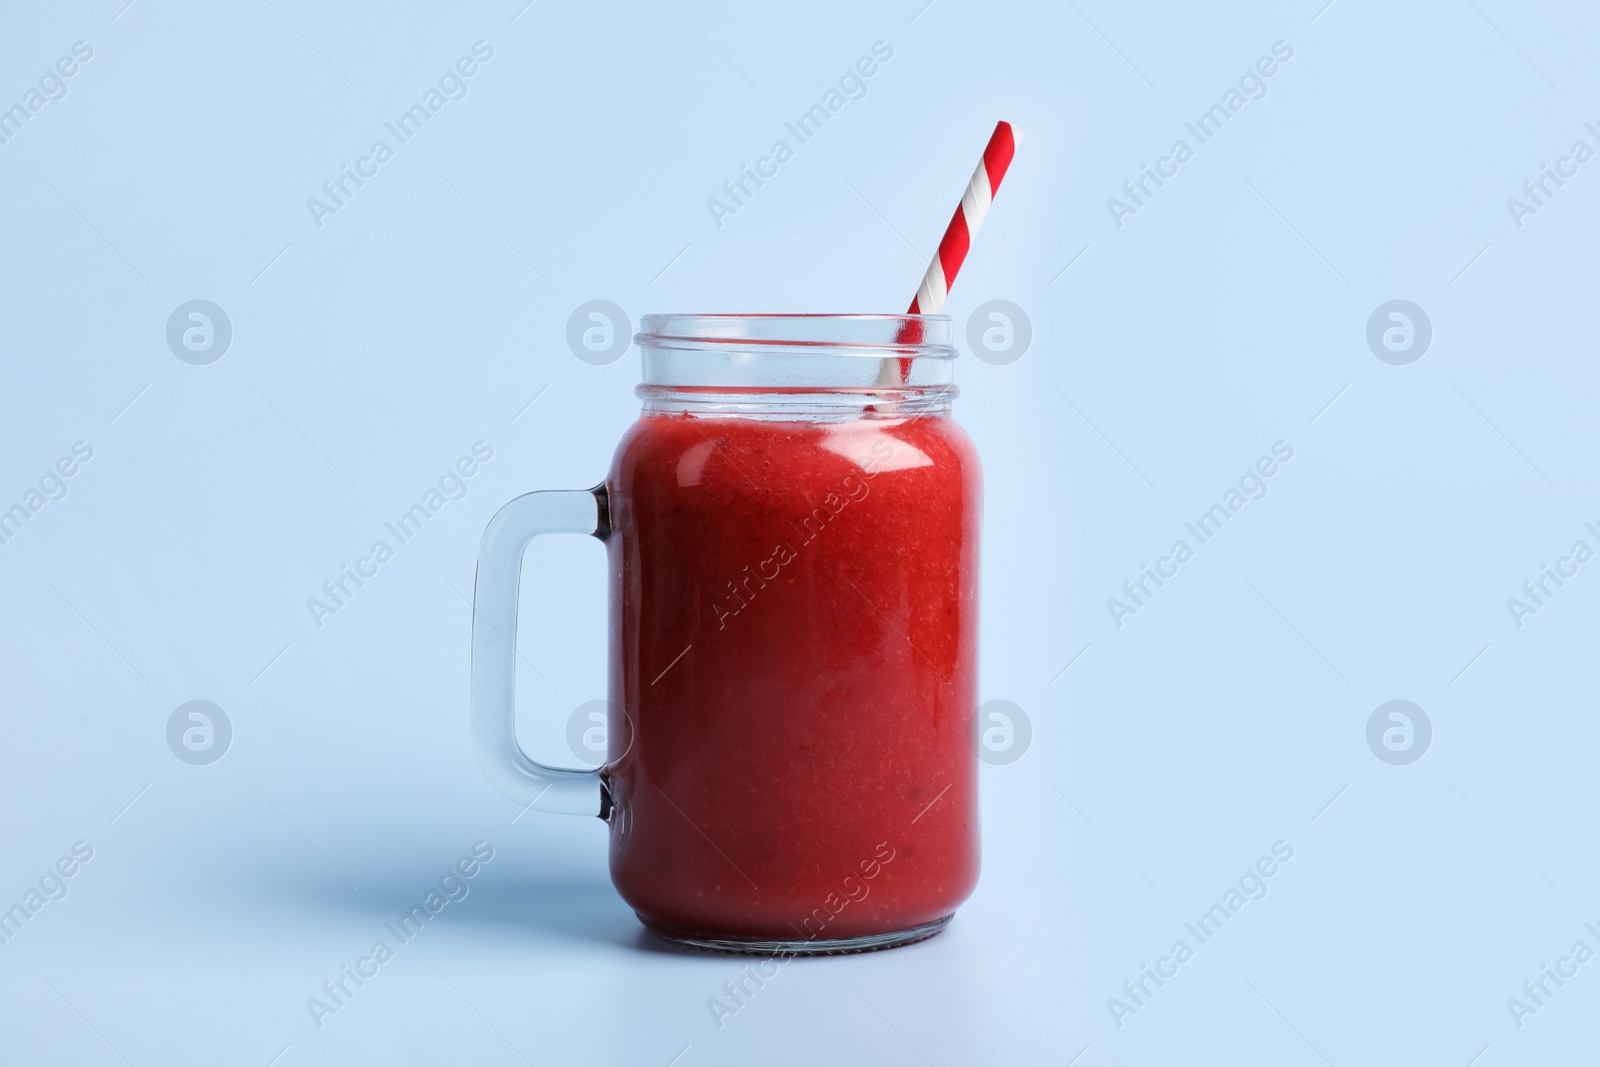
top-left (471, 314), bottom-right (982, 953)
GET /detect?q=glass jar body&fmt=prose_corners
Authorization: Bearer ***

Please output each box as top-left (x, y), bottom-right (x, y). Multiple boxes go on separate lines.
top-left (603, 403), bottom-right (982, 950)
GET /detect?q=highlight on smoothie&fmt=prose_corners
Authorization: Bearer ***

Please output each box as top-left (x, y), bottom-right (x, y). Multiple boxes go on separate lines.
top-left (471, 121), bottom-right (1021, 956)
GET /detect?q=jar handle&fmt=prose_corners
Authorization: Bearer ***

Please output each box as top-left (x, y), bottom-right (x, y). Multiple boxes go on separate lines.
top-left (470, 486), bottom-right (609, 817)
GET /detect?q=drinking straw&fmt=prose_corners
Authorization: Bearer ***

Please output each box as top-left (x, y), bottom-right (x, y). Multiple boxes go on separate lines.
top-left (907, 120), bottom-right (1020, 317)
top-left (882, 120), bottom-right (1021, 386)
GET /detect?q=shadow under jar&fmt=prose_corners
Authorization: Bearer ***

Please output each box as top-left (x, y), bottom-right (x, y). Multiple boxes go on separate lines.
top-left (472, 314), bottom-right (982, 954)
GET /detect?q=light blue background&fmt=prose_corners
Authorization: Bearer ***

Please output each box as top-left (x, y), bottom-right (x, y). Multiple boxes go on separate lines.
top-left (2, 0), bottom-right (1596, 1064)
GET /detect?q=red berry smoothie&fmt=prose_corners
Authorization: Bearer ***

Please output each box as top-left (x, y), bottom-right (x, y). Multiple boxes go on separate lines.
top-left (603, 409), bottom-right (981, 944)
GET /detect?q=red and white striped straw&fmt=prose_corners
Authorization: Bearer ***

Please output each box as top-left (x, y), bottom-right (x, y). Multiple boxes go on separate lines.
top-left (908, 120), bottom-right (1020, 316)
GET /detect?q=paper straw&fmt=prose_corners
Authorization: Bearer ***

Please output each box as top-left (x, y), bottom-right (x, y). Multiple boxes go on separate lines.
top-left (881, 121), bottom-right (1020, 388)
top-left (908, 120), bottom-right (1020, 316)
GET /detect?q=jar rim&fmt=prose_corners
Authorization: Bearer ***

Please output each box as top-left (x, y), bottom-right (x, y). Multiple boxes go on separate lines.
top-left (635, 314), bottom-right (957, 358)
